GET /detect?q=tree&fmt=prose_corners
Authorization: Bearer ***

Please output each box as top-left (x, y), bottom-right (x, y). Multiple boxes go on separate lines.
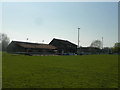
top-left (0, 33), bottom-right (10, 51)
top-left (112, 42), bottom-right (120, 53)
top-left (90, 40), bottom-right (102, 49)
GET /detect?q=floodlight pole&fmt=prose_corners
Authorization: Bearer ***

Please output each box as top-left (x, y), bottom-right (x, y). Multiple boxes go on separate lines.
top-left (102, 37), bottom-right (103, 49)
top-left (78, 27), bottom-right (80, 48)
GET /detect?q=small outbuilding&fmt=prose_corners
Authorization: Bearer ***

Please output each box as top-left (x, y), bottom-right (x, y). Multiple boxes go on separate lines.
top-left (77, 47), bottom-right (101, 55)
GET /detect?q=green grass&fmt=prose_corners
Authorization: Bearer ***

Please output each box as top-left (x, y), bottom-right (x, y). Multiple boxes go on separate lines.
top-left (0, 52), bottom-right (2, 89)
top-left (2, 53), bottom-right (118, 88)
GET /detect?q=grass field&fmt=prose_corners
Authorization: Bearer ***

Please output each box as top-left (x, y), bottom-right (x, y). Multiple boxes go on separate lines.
top-left (0, 52), bottom-right (2, 89)
top-left (2, 53), bottom-right (118, 88)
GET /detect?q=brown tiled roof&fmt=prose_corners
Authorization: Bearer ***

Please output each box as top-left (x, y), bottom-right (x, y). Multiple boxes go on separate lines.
top-left (16, 43), bottom-right (57, 49)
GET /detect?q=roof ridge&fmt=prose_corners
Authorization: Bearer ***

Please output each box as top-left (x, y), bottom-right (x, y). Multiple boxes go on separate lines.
top-left (53, 38), bottom-right (77, 46)
top-left (12, 40), bottom-right (45, 45)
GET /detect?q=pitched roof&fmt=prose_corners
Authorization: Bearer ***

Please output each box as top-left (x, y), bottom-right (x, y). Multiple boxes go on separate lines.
top-left (11, 41), bottom-right (57, 49)
top-left (49, 38), bottom-right (77, 46)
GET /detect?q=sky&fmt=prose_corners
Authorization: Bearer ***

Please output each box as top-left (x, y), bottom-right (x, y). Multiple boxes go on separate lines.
top-left (0, 2), bottom-right (118, 47)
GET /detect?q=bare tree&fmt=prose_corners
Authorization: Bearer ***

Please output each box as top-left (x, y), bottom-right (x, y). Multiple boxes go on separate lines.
top-left (90, 40), bottom-right (102, 49)
top-left (0, 33), bottom-right (10, 51)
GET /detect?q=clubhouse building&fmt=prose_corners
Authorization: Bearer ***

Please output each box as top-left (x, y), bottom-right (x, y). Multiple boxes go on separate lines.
top-left (7, 38), bottom-right (77, 55)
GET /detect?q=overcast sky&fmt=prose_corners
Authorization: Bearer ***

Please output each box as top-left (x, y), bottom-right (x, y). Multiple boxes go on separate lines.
top-left (1, 2), bottom-right (118, 47)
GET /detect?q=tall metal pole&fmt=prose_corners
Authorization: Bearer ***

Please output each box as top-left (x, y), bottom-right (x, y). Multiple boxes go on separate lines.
top-left (78, 27), bottom-right (80, 48)
top-left (102, 37), bottom-right (103, 49)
